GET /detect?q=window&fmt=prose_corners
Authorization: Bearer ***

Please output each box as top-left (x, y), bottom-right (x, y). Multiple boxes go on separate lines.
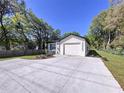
top-left (50, 43), bottom-right (56, 50)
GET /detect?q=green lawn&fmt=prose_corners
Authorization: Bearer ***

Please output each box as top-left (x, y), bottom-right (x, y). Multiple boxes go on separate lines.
top-left (0, 57), bottom-right (14, 61)
top-left (0, 55), bottom-right (39, 61)
top-left (97, 50), bottom-right (124, 90)
top-left (20, 55), bottom-right (38, 59)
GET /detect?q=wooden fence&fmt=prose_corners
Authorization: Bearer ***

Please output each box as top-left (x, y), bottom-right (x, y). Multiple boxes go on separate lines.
top-left (0, 50), bottom-right (44, 58)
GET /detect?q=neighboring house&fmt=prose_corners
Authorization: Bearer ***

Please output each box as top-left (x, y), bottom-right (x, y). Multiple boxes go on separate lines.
top-left (48, 35), bottom-right (90, 56)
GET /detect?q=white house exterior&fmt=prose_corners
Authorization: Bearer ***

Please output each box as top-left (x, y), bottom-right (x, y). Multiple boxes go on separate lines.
top-left (48, 35), bottom-right (89, 56)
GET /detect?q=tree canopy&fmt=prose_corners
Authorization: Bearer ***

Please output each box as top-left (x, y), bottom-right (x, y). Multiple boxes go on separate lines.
top-left (87, 2), bottom-right (124, 54)
top-left (0, 0), bottom-right (61, 51)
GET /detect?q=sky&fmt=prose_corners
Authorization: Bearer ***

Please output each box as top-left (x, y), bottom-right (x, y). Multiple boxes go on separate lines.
top-left (25, 0), bottom-right (110, 36)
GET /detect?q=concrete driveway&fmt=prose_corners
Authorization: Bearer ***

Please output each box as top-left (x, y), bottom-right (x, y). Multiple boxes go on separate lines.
top-left (0, 56), bottom-right (123, 93)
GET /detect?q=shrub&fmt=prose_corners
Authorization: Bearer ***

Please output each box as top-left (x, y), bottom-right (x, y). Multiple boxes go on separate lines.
top-left (36, 55), bottom-right (47, 59)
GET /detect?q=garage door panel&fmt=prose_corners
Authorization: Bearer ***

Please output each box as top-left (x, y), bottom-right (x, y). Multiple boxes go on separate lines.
top-left (64, 43), bottom-right (82, 56)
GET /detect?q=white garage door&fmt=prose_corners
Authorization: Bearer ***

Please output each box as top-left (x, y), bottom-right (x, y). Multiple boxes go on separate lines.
top-left (64, 43), bottom-right (82, 56)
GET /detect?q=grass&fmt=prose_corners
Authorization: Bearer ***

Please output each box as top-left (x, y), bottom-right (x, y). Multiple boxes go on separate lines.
top-left (0, 57), bottom-right (14, 61)
top-left (0, 54), bottom-right (54, 61)
top-left (0, 55), bottom-right (39, 61)
top-left (20, 55), bottom-right (38, 59)
top-left (97, 50), bottom-right (124, 90)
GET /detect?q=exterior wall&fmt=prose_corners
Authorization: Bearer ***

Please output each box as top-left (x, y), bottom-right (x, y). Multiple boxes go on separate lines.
top-left (59, 36), bottom-right (86, 56)
top-left (56, 42), bottom-right (60, 54)
top-left (84, 41), bottom-right (90, 56)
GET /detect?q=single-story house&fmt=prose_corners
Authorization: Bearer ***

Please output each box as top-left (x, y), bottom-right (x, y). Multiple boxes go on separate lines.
top-left (48, 35), bottom-right (90, 56)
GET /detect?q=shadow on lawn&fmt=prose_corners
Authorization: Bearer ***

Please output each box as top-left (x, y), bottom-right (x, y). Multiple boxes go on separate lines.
top-left (87, 50), bottom-right (108, 61)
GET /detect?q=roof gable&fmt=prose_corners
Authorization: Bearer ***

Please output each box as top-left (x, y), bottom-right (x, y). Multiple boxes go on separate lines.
top-left (60, 35), bottom-right (86, 43)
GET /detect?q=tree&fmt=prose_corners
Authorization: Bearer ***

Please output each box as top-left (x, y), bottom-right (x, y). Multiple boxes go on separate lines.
top-left (26, 11), bottom-right (54, 50)
top-left (0, 0), bottom-right (13, 50)
top-left (0, 0), bottom-right (22, 50)
top-left (87, 11), bottom-right (107, 49)
top-left (0, 0), bottom-right (59, 51)
top-left (109, 0), bottom-right (124, 6)
top-left (50, 29), bottom-right (61, 42)
top-left (87, 2), bottom-right (124, 51)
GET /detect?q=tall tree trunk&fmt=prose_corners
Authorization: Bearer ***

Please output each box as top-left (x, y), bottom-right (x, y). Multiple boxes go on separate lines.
top-left (45, 33), bottom-right (49, 54)
top-left (42, 40), bottom-right (45, 50)
top-left (103, 42), bottom-right (107, 50)
top-left (38, 41), bottom-right (42, 50)
top-left (0, 14), bottom-right (10, 50)
top-left (5, 37), bottom-right (10, 50)
top-left (37, 38), bottom-right (42, 50)
top-left (22, 29), bottom-right (29, 50)
top-left (107, 31), bottom-right (111, 49)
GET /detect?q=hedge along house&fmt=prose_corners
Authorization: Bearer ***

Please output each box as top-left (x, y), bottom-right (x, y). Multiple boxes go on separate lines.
top-left (48, 35), bottom-right (90, 56)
